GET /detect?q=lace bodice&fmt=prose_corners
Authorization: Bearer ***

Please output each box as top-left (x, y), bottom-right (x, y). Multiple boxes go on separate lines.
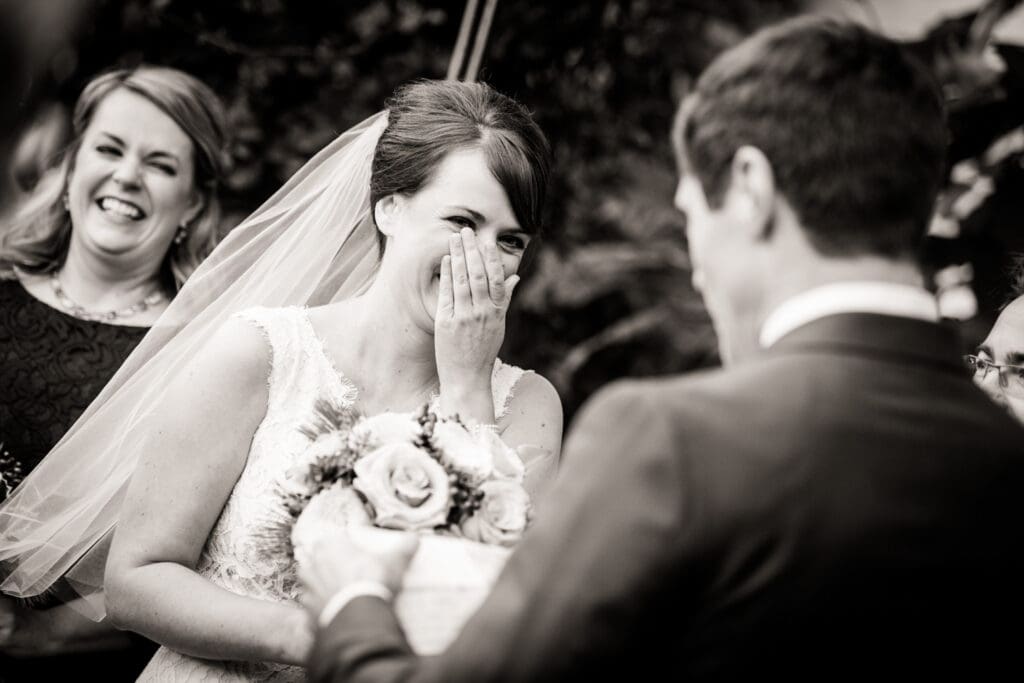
top-left (138, 306), bottom-right (527, 681)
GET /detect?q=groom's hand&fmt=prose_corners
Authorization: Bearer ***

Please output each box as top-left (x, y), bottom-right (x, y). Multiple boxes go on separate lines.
top-left (298, 527), bottom-right (419, 618)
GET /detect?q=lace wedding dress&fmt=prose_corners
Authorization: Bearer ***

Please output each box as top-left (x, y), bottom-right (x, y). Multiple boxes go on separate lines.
top-left (137, 306), bottom-right (527, 681)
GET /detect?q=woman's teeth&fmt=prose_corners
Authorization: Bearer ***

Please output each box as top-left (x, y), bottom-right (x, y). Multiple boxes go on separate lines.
top-left (97, 197), bottom-right (145, 220)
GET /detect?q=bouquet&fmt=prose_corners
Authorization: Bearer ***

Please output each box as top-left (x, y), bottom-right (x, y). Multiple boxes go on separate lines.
top-left (277, 400), bottom-right (534, 653)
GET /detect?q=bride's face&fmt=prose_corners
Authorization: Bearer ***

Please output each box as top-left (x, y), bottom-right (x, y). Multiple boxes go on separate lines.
top-left (376, 147), bottom-right (531, 330)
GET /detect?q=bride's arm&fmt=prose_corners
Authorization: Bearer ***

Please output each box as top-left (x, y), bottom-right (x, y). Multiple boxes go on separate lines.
top-left (497, 373), bottom-right (564, 501)
top-left (434, 231), bottom-right (563, 493)
top-left (104, 318), bottom-right (311, 665)
top-left (436, 231), bottom-right (517, 426)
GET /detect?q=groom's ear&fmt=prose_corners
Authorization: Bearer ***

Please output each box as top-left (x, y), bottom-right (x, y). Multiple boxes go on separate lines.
top-left (373, 195), bottom-right (403, 237)
top-left (729, 145), bottom-right (777, 241)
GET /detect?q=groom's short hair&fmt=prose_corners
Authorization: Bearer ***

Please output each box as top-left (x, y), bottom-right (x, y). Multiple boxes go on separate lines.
top-left (674, 16), bottom-right (947, 260)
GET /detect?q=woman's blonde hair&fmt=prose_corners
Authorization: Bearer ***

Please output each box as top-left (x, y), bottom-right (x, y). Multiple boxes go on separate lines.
top-left (0, 65), bottom-right (228, 290)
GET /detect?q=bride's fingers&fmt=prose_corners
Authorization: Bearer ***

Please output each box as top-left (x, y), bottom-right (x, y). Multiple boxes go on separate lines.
top-left (449, 234), bottom-right (472, 313)
top-left (503, 274), bottom-right (521, 308)
top-left (460, 228), bottom-right (490, 309)
top-left (436, 255), bottom-right (453, 320)
top-left (482, 241), bottom-right (506, 305)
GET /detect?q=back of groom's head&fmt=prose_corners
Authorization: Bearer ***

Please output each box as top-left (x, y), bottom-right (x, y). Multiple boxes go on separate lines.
top-left (674, 16), bottom-right (947, 261)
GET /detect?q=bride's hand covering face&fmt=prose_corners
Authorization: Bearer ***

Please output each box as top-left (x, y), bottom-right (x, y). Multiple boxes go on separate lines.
top-left (434, 225), bottom-right (522, 394)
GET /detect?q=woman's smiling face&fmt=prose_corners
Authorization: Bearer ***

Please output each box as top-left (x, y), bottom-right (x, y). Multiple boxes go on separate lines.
top-left (376, 146), bottom-right (532, 329)
top-left (66, 88), bottom-right (201, 272)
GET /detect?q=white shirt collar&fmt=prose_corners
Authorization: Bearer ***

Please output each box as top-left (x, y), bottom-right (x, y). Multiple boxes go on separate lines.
top-left (759, 281), bottom-right (939, 349)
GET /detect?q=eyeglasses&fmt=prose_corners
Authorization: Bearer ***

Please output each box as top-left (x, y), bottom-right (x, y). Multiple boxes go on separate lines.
top-left (964, 354), bottom-right (1024, 398)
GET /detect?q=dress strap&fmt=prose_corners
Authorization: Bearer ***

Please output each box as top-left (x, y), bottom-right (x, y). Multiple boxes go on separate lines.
top-left (233, 306), bottom-right (308, 365)
top-left (232, 306), bottom-right (320, 409)
top-left (491, 358), bottom-right (529, 421)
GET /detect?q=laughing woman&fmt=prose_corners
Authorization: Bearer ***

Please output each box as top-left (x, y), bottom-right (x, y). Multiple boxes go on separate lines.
top-left (0, 65), bottom-right (227, 679)
top-left (0, 66), bottom-right (227, 499)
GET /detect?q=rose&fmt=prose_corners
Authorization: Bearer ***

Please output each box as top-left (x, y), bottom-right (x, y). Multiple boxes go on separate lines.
top-left (353, 443), bottom-right (451, 530)
top-left (432, 421), bottom-right (494, 485)
top-left (348, 412), bottom-right (421, 452)
top-left (459, 480), bottom-right (532, 547)
top-left (291, 484), bottom-right (371, 562)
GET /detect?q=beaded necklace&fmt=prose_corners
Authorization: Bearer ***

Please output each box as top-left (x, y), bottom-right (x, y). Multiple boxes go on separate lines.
top-left (49, 271), bottom-right (166, 323)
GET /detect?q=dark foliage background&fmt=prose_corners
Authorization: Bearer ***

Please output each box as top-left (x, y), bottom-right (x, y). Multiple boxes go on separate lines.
top-left (5, 0), bottom-right (1022, 420)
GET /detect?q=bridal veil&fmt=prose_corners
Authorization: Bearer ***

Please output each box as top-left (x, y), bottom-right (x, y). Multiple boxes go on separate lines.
top-left (0, 111), bottom-right (390, 618)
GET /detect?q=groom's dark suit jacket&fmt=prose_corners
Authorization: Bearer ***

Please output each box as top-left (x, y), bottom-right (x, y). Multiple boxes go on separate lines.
top-left (308, 313), bottom-right (1024, 681)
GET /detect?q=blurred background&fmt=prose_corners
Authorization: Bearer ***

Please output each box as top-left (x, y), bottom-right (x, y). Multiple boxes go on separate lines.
top-left (3, 0), bottom-right (1023, 421)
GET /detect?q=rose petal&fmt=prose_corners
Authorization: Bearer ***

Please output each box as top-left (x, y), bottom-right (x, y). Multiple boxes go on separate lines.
top-left (353, 443), bottom-right (451, 531)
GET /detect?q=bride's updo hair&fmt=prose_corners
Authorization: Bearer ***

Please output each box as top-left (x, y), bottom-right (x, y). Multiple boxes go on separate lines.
top-left (370, 79), bottom-right (551, 253)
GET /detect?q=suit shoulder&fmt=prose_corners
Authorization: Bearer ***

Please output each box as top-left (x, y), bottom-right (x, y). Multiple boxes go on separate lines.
top-left (582, 366), bottom-right (753, 411)
top-left (573, 372), bottom-right (711, 435)
top-left (580, 362), bottom-right (808, 441)
top-left (576, 375), bottom-right (684, 418)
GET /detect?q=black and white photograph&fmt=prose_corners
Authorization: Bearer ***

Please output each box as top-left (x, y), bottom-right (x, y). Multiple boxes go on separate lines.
top-left (1, 0), bottom-right (1023, 680)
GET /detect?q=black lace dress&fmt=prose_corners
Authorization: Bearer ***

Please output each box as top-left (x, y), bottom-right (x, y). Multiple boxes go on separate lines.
top-left (0, 278), bottom-right (156, 681)
top-left (0, 278), bottom-right (148, 500)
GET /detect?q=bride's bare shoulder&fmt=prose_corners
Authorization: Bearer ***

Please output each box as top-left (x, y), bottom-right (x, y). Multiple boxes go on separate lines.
top-left (192, 314), bottom-right (274, 386)
top-left (504, 371), bottom-right (562, 422)
top-left (500, 371), bottom-right (564, 460)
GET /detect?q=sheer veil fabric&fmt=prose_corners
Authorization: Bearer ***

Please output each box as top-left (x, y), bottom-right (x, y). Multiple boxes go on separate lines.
top-left (0, 111), bottom-right (390, 618)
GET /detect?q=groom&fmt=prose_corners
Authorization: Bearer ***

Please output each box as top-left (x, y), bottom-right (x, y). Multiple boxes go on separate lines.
top-left (300, 16), bottom-right (1024, 680)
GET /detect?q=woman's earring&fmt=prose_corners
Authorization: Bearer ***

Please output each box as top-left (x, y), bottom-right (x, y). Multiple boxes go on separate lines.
top-left (62, 193), bottom-right (70, 212)
top-left (173, 223), bottom-right (189, 245)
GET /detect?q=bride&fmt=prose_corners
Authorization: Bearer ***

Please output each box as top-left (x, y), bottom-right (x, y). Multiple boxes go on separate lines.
top-left (0, 80), bottom-right (562, 680)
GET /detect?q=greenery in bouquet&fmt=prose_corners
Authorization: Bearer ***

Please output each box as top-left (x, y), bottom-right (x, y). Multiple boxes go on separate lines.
top-left (269, 400), bottom-right (534, 564)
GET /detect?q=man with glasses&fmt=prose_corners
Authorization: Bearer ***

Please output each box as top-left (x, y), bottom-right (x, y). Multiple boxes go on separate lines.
top-left (968, 278), bottom-right (1024, 421)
